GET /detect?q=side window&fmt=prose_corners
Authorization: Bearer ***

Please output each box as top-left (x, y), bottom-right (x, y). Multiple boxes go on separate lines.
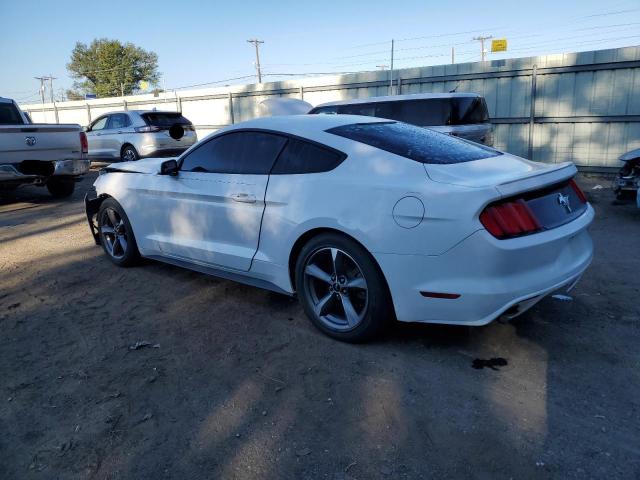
top-left (108, 113), bottom-right (130, 130)
top-left (90, 116), bottom-right (108, 131)
top-left (338, 103), bottom-right (376, 117)
top-left (271, 138), bottom-right (345, 174)
top-left (311, 106), bottom-right (338, 115)
top-left (180, 131), bottom-right (286, 174)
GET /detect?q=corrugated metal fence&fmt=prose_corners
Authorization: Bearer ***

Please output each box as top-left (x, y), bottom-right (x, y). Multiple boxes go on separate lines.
top-left (21, 46), bottom-right (640, 169)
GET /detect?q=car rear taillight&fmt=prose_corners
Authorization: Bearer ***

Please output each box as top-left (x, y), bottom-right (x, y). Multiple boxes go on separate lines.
top-left (480, 199), bottom-right (541, 239)
top-left (135, 125), bottom-right (162, 133)
top-left (569, 179), bottom-right (587, 203)
top-left (80, 131), bottom-right (88, 154)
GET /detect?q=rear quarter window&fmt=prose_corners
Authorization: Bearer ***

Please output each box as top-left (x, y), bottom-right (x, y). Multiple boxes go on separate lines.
top-left (327, 122), bottom-right (501, 165)
top-left (142, 113), bottom-right (192, 127)
top-left (271, 138), bottom-right (345, 174)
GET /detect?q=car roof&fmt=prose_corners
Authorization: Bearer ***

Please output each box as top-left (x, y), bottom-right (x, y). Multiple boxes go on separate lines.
top-left (0, 97), bottom-right (14, 104)
top-left (222, 114), bottom-right (390, 137)
top-left (127, 110), bottom-right (183, 115)
top-left (314, 92), bottom-right (481, 108)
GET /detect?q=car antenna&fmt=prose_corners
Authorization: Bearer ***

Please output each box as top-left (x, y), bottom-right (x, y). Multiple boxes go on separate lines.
top-left (449, 82), bottom-right (461, 93)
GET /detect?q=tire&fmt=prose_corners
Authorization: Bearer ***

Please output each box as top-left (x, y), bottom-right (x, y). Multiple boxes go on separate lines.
top-left (295, 233), bottom-right (393, 342)
top-left (97, 198), bottom-right (140, 267)
top-left (46, 178), bottom-right (75, 198)
top-left (121, 145), bottom-right (139, 162)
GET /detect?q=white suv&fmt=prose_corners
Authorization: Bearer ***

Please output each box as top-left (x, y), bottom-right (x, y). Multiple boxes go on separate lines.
top-left (85, 110), bottom-right (197, 162)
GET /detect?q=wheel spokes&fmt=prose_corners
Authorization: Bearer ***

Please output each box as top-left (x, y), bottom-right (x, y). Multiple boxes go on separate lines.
top-left (304, 246), bottom-right (369, 331)
top-left (100, 225), bottom-right (115, 235)
top-left (340, 294), bottom-right (360, 327)
top-left (314, 292), bottom-right (333, 317)
top-left (117, 235), bottom-right (128, 255)
top-left (346, 276), bottom-right (366, 290)
top-left (305, 263), bottom-right (332, 284)
top-left (107, 209), bottom-right (118, 227)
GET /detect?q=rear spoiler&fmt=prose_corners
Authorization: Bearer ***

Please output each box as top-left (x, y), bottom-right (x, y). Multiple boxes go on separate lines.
top-left (496, 162), bottom-right (576, 197)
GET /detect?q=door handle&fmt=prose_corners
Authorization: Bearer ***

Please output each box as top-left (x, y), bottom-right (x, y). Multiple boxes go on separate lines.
top-left (231, 193), bottom-right (256, 204)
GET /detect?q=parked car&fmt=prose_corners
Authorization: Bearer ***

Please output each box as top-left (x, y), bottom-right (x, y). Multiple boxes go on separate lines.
top-left (613, 147), bottom-right (640, 200)
top-left (86, 115), bottom-right (593, 342)
top-left (0, 96), bottom-right (89, 197)
top-left (309, 92), bottom-right (494, 146)
top-left (85, 110), bottom-right (197, 162)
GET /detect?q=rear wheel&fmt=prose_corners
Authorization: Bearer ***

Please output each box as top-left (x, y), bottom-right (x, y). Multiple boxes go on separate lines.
top-left (46, 178), bottom-right (75, 198)
top-left (97, 198), bottom-right (139, 267)
top-left (121, 145), bottom-right (139, 162)
top-left (295, 233), bottom-right (393, 342)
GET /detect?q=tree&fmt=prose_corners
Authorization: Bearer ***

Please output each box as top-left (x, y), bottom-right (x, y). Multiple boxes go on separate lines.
top-left (66, 39), bottom-right (159, 98)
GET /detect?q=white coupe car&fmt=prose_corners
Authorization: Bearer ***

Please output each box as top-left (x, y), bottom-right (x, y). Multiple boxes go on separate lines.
top-left (85, 115), bottom-right (594, 341)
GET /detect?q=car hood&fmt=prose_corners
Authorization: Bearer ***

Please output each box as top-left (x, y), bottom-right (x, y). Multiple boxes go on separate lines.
top-left (104, 157), bottom-right (171, 174)
top-left (423, 153), bottom-right (576, 193)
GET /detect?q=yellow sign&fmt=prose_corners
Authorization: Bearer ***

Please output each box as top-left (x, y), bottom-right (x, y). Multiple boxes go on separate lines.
top-left (139, 80), bottom-right (149, 91)
top-left (491, 39), bottom-right (508, 53)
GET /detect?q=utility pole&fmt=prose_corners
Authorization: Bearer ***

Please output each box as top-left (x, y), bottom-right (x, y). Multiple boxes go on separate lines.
top-left (48, 74), bottom-right (57, 103)
top-left (247, 38), bottom-right (264, 83)
top-left (473, 35), bottom-right (493, 61)
top-left (34, 76), bottom-right (47, 118)
top-left (389, 39), bottom-right (395, 95)
top-left (451, 47), bottom-right (455, 64)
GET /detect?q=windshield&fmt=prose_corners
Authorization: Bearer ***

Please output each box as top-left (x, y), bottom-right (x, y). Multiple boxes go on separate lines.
top-left (0, 103), bottom-right (25, 125)
top-left (327, 121), bottom-right (501, 165)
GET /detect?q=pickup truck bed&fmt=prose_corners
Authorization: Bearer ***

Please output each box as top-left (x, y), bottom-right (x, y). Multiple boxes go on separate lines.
top-left (0, 97), bottom-right (89, 197)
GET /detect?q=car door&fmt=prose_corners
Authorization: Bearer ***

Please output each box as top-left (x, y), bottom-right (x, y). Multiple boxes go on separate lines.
top-left (85, 116), bottom-right (109, 159)
top-left (139, 130), bottom-right (287, 271)
top-left (102, 113), bottom-right (133, 158)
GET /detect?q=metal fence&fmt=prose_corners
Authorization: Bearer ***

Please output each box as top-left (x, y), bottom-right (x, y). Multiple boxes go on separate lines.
top-left (21, 45), bottom-right (640, 170)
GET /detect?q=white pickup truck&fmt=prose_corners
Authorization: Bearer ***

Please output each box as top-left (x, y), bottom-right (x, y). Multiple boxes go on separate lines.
top-left (0, 96), bottom-right (90, 197)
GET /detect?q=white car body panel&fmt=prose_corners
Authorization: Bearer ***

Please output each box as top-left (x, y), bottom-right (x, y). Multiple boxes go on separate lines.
top-left (92, 114), bottom-right (594, 325)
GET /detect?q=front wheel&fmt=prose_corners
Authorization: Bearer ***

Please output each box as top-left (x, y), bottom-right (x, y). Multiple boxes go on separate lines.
top-left (97, 198), bottom-right (140, 267)
top-left (295, 233), bottom-right (393, 342)
top-left (46, 178), bottom-right (75, 198)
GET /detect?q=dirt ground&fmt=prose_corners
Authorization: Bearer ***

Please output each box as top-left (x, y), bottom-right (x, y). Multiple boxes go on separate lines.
top-left (0, 172), bottom-right (638, 480)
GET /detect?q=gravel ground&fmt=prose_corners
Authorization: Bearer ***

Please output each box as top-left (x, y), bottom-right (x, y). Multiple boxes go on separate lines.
top-left (0, 172), bottom-right (638, 480)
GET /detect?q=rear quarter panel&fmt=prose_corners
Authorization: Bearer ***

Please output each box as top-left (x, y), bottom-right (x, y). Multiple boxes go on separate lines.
top-left (255, 138), bottom-right (501, 291)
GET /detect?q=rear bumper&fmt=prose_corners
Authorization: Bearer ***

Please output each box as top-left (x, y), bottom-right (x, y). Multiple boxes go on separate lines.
top-left (0, 158), bottom-right (89, 184)
top-left (53, 158), bottom-right (90, 176)
top-left (375, 204), bottom-right (595, 325)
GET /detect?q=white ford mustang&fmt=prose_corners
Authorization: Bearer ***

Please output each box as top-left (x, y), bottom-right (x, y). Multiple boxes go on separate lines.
top-left (85, 114), bottom-right (594, 341)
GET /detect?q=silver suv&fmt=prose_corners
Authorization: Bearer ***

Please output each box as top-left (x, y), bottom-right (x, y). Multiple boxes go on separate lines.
top-left (309, 93), bottom-right (494, 146)
top-left (85, 110), bottom-right (197, 161)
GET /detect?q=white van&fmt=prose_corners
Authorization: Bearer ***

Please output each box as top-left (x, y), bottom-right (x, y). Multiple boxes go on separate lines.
top-left (309, 92), bottom-right (494, 146)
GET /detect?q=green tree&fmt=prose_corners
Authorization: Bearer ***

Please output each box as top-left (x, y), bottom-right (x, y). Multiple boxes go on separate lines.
top-left (66, 38), bottom-right (159, 98)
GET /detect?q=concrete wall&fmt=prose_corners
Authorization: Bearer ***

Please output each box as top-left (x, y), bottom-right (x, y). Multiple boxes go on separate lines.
top-left (20, 46), bottom-right (640, 169)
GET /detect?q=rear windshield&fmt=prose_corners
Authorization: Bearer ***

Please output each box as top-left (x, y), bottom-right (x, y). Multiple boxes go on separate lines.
top-left (0, 103), bottom-right (25, 125)
top-left (312, 97), bottom-right (489, 126)
top-left (142, 112), bottom-right (192, 127)
top-left (327, 122), bottom-right (501, 165)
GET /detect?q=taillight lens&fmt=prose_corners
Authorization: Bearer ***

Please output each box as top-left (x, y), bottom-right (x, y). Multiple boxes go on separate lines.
top-left (569, 179), bottom-right (587, 203)
top-left (480, 199), bottom-right (541, 239)
top-left (79, 132), bottom-right (88, 154)
top-left (135, 125), bottom-right (162, 133)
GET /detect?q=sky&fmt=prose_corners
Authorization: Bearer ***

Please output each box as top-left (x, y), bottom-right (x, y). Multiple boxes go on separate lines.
top-left (2, 0), bottom-right (640, 103)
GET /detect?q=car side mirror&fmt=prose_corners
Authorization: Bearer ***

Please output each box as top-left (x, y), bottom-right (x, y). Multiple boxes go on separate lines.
top-left (160, 159), bottom-right (179, 176)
